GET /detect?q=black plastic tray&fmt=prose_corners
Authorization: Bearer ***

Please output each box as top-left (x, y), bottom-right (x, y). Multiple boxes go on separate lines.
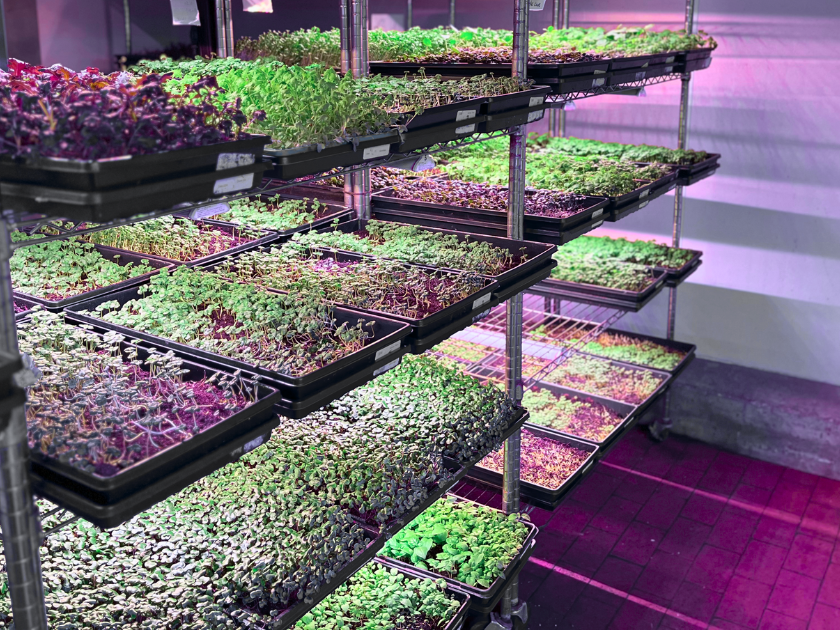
top-left (554, 73), bottom-right (610, 95)
top-left (495, 261), bottom-right (555, 303)
top-left (397, 117), bottom-right (485, 153)
top-left (280, 183), bottom-right (347, 204)
top-left (580, 328), bottom-right (697, 378)
top-left (678, 153), bottom-right (720, 176)
top-left (200, 193), bottom-right (353, 243)
top-left (483, 86), bottom-right (551, 115)
top-left (609, 179), bottom-right (676, 223)
top-left (657, 248), bottom-right (703, 283)
top-left (104, 219), bottom-right (278, 269)
top-left (666, 258), bottom-right (702, 288)
top-left (13, 245), bottom-right (174, 311)
top-left (27, 329), bottom-right (280, 505)
top-left (373, 187), bottom-right (609, 231)
top-left (31, 408), bottom-right (280, 529)
top-left (400, 96), bottom-right (488, 130)
top-left (530, 264), bottom-right (668, 310)
top-left (264, 131), bottom-right (399, 181)
top-left (468, 426), bottom-right (600, 511)
top-left (609, 67), bottom-right (650, 86)
top-left (678, 164), bottom-right (719, 187)
top-left (377, 494), bottom-right (538, 615)
top-left (65, 283), bottom-right (412, 401)
top-left (0, 160), bottom-right (270, 223)
top-left (202, 246), bottom-right (500, 338)
top-left (13, 295), bottom-right (37, 320)
top-left (480, 105), bottom-right (546, 133)
top-left (0, 136), bottom-right (271, 191)
top-left (321, 218), bottom-right (557, 301)
top-left (609, 53), bottom-right (678, 71)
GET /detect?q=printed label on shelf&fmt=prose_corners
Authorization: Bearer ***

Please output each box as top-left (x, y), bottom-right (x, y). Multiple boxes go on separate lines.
top-left (472, 308), bottom-right (491, 323)
top-left (189, 202), bottom-right (230, 220)
top-left (375, 340), bottom-right (401, 361)
top-left (373, 357), bottom-right (401, 377)
top-left (641, 61), bottom-right (650, 68)
top-left (664, 66), bottom-right (674, 74)
top-left (456, 109), bottom-right (477, 122)
top-left (666, 56), bottom-right (676, 63)
top-left (635, 71), bottom-right (647, 81)
top-left (591, 220), bottom-right (604, 229)
top-left (592, 208), bottom-right (604, 219)
top-left (704, 58), bottom-right (712, 68)
top-left (640, 189), bottom-right (650, 199)
top-left (243, 435), bottom-right (266, 454)
top-left (213, 173), bottom-right (255, 195)
top-left (216, 153), bottom-right (256, 171)
top-left (656, 280), bottom-right (664, 289)
top-left (594, 68), bottom-right (606, 74)
top-left (527, 110), bottom-right (544, 123)
top-left (472, 293), bottom-right (492, 311)
top-left (593, 77), bottom-right (606, 87)
top-left (363, 144), bottom-right (390, 160)
top-left (638, 200), bottom-right (650, 210)
top-left (529, 0), bottom-right (548, 10)
top-left (529, 96), bottom-right (545, 107)
top-left (455, 123), bottom-right (476, 134)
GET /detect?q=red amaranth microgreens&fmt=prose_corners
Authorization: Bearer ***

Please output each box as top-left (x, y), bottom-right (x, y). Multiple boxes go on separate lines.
top-left (542, 354), bottom-right (664, 405)
top-left (19, 310), bottom-right (254, 478)
top-left (522, 386), bottom-right (624, 443)
top-left (479, 429), bottom-right (590, 489)
top-left (391, 178), bottom-right (593, 219)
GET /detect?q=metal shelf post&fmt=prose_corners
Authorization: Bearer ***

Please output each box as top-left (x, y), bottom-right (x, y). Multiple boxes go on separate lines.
top-left (349, 0), bottom-right (371, 219)
top-left (548, 0), bottom-right (570, 137)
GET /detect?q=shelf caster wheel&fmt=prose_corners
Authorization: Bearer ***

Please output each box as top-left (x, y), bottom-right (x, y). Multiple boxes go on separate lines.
top-left (648, 422), bottom-right (670, 443)
top-left (487, 602), bottom-right (528, 630)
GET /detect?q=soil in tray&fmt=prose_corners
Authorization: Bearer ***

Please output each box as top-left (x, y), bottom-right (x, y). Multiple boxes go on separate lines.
top-left (550, 250), bottom-right (658, 293)
top-left (523, 385), bottom-right (624, 443)
top-left (18, 311), bottom-right (254, 479)
top-left (581, 331), bottom-right (687, 371)
top-left (294, 220), bottom-right (527, 276)
top-left (305, 166), bottom-right (446, 191)
top-left (85, 266), bottom-right (373, 378)
top-left (478, 428), bottom-right (590, 490)
top-left (220, 246), bottom-right (488, 321)
top-left (10, 233), bottom-right (157, 301)
top-left (218, 194), bottom-right (340, 233)
top-left (82, 216), bottom-right (259, 263)
top-left (541, 354), bottom-right (664, 405)
top-left (560, 235), bottom-right (698, 271)
top-left (389, 178), bottom-right (596, 220)
top-left (379, 495), bottom-right (530, 589)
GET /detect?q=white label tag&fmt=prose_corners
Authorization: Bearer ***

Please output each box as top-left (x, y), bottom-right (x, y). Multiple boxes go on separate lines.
top-left (528, 0), bottom-right (547, 9)
top-left (591, 220), bottom-right (604, 229)
top-left (455, 124), bottom-right (476, 135)
top-left (472, 308), bottom-right (491, 323)
top-left (472, 293), bottom-right (492, 311)
top-left (641, 61), bottom-right (649, 69)
top-left (593, 77), bottom-right (606, 87)
top-left (373, 357), bottom-right (401, 377)
top-left (243, 435), bottom-right (265, 454)
top-left (456, 109), bottom-right (476, 122)
top-left (639, 200), bottom-right (650, 210)
top-left (703, 58), bottom-right (712, 68)
top-left (592, 208), bottom-right (604, 219)
top-left (594, 68), bottom-right (606, 74)
top-left (528, 96), bottom-right (545, 107)
top-left (527, 110), bottom-right (544, 123)
top-left (375, 340), bottom-right (401, 361)
top-left (216, 153), bottom-right (255, 171)
top-left (190, 202), bottom-right (230, 220)
top-left (640, 189), bottom-right (650, 199)
top-left (363, 144), bottom-right (390, 160)
top-left (666, 56), bottom-right (676, 63)
top-left (213, 172), bottom-right (254, 195)
top-left (635, 71), bottom-right (647, 81)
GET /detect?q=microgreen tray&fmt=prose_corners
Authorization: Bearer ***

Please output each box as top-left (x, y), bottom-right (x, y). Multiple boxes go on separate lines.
top-left (13, 295), bottom-right (37, 320)
top-left (322, 218), bottom-right (557, 302)
top-left (280, 182), bottom-right (347, 204)
top-left (376, 494), bottom-right (539, 615)
top-left (0, 136), bottom-right (271, 191)
top-left (397, 117), bottom-right (486, 153)
top-left (581, 329), bottom-right (697, 378)
top-left (609, 52), bottom-right (678, 71)
top-left (608, 178), bottom-right (677, 223)
top-left (666, 259), bottom-right (703, 288)
top-left (263, 131), bottom-right (400, 181)
top-left (608, 67), bottom-right (651, 87)
top-left (468, 426), bottom-right (600, 511)
top-left (399, 96), bottom-right (488, 130)
top-left (13, 245), bottom-right (175, 311)
top-left (553, 72), bottom-right (610, 95)
top-left (482, 86), bottom-right (551, 115)
top-left (105, 219), bottom-right (279, 269)
top-left (480, 104), bottom-right (547, 133)
top-left (65, 284), bottom-right (412, 401)
top-left (26, 326), bottom-right (281, 505)
top-left (0, 160), bottom-right (270, 223)
top-left (201, 194), bottom-right (353, 242)
top-left (677, 163), bottom-right (719, 186)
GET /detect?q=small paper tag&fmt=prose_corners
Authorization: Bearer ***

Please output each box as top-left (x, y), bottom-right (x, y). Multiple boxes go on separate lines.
top-left (640, 189), bottom-right (650, 199)
top-left (528, 96), bottom-right (545, 107)
top-left (455, 124), bottom-right (476, 135)
top-left (456, 109), bottom-right (476, 122)
top-left (594, 69), bottom-right (606, 74)
top-left (243, 435), bottom-right (265, 454)
top-left (363, 144), bottom-right (390, 160)
top-left (373, 357), bottom-right (401, 377)
top-left (375, 340), bottom-right (401, 361)
top-left (593, 77), bottom-right (606, 87)
top-left (591, 220), bottom-right (604, 229)
top-left (639, 200), bottom-right (650, 209)
top-left (703, 58), bottom-right (712, 68)
top-left (641, 61), bottom-right (649, 69)
top-left (216, 153), bottom-right (255, 171)
top-left (529, 0), bottom-right (548, 10)
top-left (190, 202), bottom-right (230, 220)
top-left (635, 71), bottom-right (647, 81)
top-left (665, 55), bottom-right (676, 63)
top-left (527, 110), bottom-right (544, 123)
top-left (592, 208), bottom-right (604, 219)
top-left (213, 173), bottom-right (254, 195)
top-left (472, 293), bottom-right (492, 311)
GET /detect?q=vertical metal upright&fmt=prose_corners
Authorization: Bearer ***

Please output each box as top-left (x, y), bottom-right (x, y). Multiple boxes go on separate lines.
top-left (449, 0), bottom-right (456, 28)
top-left (0, 217), bottom-right (48, 629)
top-left (339, 0), bottom-right (355, 210)
top-left (348, 0), bottom-right (371, 219)
top-left (548, 0), bottom-right (570, 137)
top-left (496, 0), bottom-right (528, 627)
top-left (406, 0), bottom-right (412, 29)
top-left (214, 0), bottom-right (229, 56)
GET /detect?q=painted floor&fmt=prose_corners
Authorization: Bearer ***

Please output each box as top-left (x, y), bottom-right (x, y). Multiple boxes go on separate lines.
top-left (453, 428), bottom-right (840, 630)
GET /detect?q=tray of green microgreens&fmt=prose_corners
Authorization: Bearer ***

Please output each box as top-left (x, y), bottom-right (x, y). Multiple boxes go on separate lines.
top-left (80, 215), bottom-right (277, 268)
top-left (285, 166), bottom-right (444, 203)
top-left (377, 494), bottom-right (537, 614)
top-left (66, 265), bottom-right (411, 404)
top-left (578, 329), bottom-right (696, 377)
top-left (207, 194), bottom-right (353, 239)
top-left (204, 241), bottom-right (500, 350)
top-left (19, 309), bottom-right (280, 514)
top-left (292, 218), bottom-right (557, 303)
top-left (10, 231), bottom-right (174, 310)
